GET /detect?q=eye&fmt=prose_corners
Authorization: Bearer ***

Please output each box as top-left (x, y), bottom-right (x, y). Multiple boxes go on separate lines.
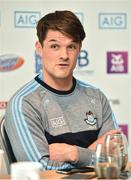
top-left (50, 44), bottom-right (59, 49)
top-left (68, 44), bottom-right (77, 50)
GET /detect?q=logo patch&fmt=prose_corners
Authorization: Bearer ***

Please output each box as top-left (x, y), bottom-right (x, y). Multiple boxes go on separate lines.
top-left (84, 111), bottom-right (97, 125)
top-left (50, 116), bottom-right (66, 128)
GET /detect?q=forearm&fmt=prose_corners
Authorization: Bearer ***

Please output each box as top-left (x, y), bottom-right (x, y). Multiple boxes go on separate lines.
top-left (49, 143), bottom-right (95, 167)
top-left (49, 143), bottom-right (78, 162)
top-left (73, 146), bottom-right (95, 166)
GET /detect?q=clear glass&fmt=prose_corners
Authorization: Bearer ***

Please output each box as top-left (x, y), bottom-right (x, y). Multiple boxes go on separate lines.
top-left (105, 132), bottom-right (128, 170)
top-left (95, 143), bottom-right (121, 179)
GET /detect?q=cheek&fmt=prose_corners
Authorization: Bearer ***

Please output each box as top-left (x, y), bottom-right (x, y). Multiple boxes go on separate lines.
top-left (71, 53), bottom-right (79, 63)
top-left (43, 49), bottom-right (58, 60)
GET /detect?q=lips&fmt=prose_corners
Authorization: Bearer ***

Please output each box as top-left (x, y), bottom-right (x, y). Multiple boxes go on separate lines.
top-left (58, 64), bottom-right (69, 66)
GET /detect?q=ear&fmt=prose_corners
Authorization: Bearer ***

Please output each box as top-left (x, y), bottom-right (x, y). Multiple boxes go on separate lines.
top-left (35, 41), bottom-right (43, 57)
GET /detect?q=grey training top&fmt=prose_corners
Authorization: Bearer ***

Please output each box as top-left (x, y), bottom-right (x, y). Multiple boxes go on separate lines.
top-left (4, 73), bottom-right (118, 170)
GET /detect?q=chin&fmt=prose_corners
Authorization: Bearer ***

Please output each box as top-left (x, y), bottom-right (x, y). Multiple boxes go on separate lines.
top-left (55, 73), bottom-right (71, 79)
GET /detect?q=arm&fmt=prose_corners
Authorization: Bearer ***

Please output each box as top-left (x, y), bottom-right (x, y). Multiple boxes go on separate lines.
top-left (48, 129), bottom-right (120, 166)
top-left (4, 96), bottom-right (74, 170)
top-left (48, 143), bottom-right (94, 166)
top-left (48, 89), bottom-right (120, 166)
top-left (76, 90), bottom-right (119, 166)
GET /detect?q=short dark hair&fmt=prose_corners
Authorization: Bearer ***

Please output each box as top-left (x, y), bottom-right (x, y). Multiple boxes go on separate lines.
top-left (36, 10), bottom-right (86, 45)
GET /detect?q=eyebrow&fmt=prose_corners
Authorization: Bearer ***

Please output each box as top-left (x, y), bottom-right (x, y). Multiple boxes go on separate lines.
top-left (48, 39), bottom-right (57, 42)
top-left (48, 39), bottom-right (77, 43)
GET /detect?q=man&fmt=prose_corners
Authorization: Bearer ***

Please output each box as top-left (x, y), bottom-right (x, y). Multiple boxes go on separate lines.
top-left (4, 10), bottom-right (119, 170)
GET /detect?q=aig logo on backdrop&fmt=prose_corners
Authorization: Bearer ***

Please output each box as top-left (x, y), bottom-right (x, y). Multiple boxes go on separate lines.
top-left (99, 13), bottom-right (127, 29)
top-left (107, 51), bottom-right (128, 74)
top-left (14, 11), bottom-right (41, 28)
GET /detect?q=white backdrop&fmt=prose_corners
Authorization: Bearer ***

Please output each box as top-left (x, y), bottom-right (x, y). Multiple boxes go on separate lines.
top-left (0, 0), bottom-right (130, 159)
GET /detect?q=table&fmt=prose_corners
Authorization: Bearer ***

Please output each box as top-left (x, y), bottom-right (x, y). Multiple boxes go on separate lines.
top-left (0, 162), bottom-right (131, 179)
top-left (40, 169), bottom-right (96, 179)
top-left (0, 170), bottom-right (96, 179)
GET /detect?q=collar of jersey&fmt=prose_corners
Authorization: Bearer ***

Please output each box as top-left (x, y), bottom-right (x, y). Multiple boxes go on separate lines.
top-left (34, 73), bottom-right (76, 95)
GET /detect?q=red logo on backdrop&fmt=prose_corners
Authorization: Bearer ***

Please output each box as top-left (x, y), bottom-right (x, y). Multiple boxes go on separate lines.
top-left (0, 54), bottom-right (24, 72)
top-left (0, 101), bottom-right (8, 109)
top-left (119, 124), bottom-right (128, 139)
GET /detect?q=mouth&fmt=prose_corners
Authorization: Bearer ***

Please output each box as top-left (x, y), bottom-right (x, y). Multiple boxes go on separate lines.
top-left (58, 64), bottom-right (69, 68)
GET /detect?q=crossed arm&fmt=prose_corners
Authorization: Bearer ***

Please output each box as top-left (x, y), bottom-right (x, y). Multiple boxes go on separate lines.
top-left (49, 129), bottom-right (120, 163)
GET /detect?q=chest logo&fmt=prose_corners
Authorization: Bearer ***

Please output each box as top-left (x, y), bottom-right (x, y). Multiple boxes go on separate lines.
top-left (50, 116), bottom-right (66, 128)
top-left (84, 111), bottom-right (97, 126)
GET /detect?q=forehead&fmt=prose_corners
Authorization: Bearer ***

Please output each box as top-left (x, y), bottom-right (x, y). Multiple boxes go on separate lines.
top-left (45, 30), bottom-right (74, 43)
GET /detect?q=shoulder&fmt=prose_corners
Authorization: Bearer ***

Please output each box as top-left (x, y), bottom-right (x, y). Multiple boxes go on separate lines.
top-left (8, 76), bottom-right (41, 105)
top-left (75, 79), bottom-right (106, 100)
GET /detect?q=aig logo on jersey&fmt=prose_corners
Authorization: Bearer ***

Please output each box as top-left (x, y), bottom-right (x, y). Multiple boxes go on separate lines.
top-left (50, 117), bottom-right (66, 128)
top-left (14, 11), bottom-right (41, 28)
top-left (107, 51), bottom-right (128, 74)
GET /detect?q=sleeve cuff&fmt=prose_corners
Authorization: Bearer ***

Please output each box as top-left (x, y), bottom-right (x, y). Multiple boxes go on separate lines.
top-left (72, 146), bottom-right (96, 166)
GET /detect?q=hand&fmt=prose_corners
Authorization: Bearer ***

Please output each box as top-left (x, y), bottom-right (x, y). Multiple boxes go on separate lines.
top-left (49, 143), bottom-right (78, 162)
top-left (88, 129), bottom-right (121, 151)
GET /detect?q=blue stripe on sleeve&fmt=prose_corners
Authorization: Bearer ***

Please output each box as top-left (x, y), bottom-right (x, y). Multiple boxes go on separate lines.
top-left (12, 79), bottom-right (72, 169)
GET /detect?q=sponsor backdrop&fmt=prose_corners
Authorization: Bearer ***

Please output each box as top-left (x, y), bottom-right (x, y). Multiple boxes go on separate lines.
top-left (0, 0), bottom-right (131, 159)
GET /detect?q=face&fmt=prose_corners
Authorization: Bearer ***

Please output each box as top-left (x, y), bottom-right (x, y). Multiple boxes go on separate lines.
top-left (36, 30), bottom-right (81, 85)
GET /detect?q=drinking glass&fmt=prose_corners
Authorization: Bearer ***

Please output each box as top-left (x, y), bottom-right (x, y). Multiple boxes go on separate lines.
top-left (95, 142), bottom-right (121, 179)
top-left (106, 132), bottom-right (128, 170)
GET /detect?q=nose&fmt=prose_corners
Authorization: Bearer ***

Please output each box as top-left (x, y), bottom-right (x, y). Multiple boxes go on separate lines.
top-left (60, 48), bottom-right (69, 61)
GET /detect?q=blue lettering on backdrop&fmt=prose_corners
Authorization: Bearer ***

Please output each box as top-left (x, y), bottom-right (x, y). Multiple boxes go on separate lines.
top-left (114, 16), bottom-right (123, 25)
top-left (14, 11), bottom-right (41, 28)
top-left (29, 15), bottom-right (38, 25)
top-left (17, 16), bottom-right (24, 24)
top-left (102, 17), bottom-right (109, 26)
top-left (102, 16), bottom-right (123, 26)
top-left (99, 13), bottom-right (127, 29)
top-left (77, 50), bottom-right (89, 67)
